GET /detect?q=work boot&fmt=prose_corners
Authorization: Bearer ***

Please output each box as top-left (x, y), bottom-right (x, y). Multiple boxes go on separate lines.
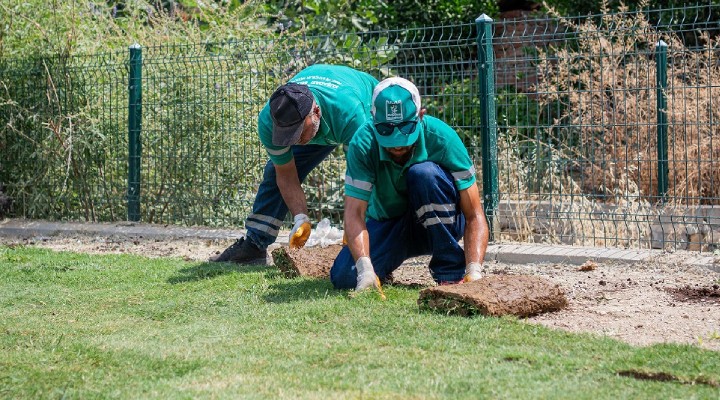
top-left (211, 237), bottom-right (266, 264)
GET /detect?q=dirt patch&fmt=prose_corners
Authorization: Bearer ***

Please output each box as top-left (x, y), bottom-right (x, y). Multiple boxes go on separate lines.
top-left (418, 275), bottom-right (567, 317)
top-left (271, 245), bottom-right (342, 278)
top-left (2, 233), bottom-right (720, 352)
top-left (666, 285), bottom-right (720, 305)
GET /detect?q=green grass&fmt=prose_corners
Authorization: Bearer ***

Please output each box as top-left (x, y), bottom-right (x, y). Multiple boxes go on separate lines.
top-left (1, 246), bottom-right (719, 399)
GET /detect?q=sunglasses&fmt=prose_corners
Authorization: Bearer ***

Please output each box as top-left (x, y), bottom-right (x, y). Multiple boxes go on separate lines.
top-left (374, 119), bottom-right (418, 136)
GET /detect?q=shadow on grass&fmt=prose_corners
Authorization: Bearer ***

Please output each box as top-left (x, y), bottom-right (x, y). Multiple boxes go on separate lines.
top-left (263, 278), bottom-right (344, 303)
top-left (167, 261), bottom-right (267, 284)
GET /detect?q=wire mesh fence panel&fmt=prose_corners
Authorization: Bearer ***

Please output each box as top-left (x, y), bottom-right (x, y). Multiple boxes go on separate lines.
top-left (492, 4), bottom-right (720, 251)
top-left (139, 42), bottom-right (271, 227)
top-left (0, 51), bottom-right (128, 222)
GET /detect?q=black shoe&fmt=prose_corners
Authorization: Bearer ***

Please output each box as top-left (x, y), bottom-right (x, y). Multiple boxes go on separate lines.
top-left (212, 237), bottom-right (266, 264)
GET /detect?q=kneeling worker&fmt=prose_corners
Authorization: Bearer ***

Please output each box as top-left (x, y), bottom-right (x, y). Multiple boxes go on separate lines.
top-left (331, 77), bottom-right (490, 295)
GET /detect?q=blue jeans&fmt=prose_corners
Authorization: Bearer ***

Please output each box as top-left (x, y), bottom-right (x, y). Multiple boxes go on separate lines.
top-left (245, 144), bottom-right (337, 249)
top-left (330, 161), bottom-right (466, 288)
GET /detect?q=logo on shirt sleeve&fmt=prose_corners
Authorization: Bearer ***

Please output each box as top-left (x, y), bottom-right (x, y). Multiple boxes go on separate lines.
top-left (386, 100), bottom-right (403, 122)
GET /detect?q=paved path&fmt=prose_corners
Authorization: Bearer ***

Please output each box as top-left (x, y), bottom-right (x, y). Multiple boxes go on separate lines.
top-left (1, 218), bottom-right (718, 272)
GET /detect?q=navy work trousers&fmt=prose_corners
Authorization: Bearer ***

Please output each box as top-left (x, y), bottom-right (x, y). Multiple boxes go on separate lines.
top-left (330, 161), bottom-right (467, 288)
top-left (245, 144), bottom-right (337, 250)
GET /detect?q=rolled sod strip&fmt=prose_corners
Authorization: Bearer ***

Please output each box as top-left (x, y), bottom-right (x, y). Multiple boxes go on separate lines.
top-left (271, 245), bottom-right (343, 279)
top-left (418, 275), bottom-right (568, 317)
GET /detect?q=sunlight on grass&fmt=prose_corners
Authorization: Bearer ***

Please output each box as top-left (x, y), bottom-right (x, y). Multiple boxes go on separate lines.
top-left (1, 246), bottom-right (719, 399)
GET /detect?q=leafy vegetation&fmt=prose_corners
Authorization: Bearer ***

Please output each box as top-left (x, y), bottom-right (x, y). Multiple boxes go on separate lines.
top-left (262, 0), bottom-right (499, 35)
top-left (0, 2), bottom-right (283, 224)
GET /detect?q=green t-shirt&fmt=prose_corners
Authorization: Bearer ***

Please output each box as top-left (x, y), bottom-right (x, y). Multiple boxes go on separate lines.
top-left (345, 116), bottom-right (477, 221)
top-left (258, 64), bottom-right (378, 165)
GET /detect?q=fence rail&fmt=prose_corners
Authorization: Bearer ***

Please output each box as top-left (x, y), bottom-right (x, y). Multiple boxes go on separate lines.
top-left (1, 4), bottom-right (719, 252)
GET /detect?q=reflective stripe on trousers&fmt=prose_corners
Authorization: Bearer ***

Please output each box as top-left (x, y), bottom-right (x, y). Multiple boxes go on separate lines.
top-left (330, 161), bottom-right (466, 288)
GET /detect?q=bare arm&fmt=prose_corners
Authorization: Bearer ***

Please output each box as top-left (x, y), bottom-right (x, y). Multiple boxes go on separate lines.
top-left (274, 159), bottom-right (308, 217)
top-left (459, 183), bottom-right (489, 265)
top-left (345, 195), bottom-right (386, 298)
top-left (344, 196), bottom-right (370, 261)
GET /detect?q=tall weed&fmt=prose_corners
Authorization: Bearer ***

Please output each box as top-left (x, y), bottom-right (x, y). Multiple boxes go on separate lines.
top-left (537, 2), bottom-right (720, 205)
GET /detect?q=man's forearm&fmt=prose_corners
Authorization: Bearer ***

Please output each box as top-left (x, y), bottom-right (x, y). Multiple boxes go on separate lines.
top-left (275, 160), bottom-right (308, 216)
top-left (463, 217), bottom-right (488, 265)
top-left (459, 184), bottom-right (490, 265)
top-left (347, 223), bottom-right (370, 261)
top-left (344, 196), bottom-right (370, 261)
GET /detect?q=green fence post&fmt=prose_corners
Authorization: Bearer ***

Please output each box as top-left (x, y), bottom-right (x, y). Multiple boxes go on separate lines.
top-left (128, 43), bottom-right (142, 221)
top-left (476, 14), bottom-right (499, 241)
top-left (655, 40), bottom-right (669, 204)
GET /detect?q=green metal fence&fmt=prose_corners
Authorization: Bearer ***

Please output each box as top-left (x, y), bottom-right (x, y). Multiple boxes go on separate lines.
top-left (491, 4), bottom-right (720, 251)
top-left (1, 5), bottom-right (719, 252)
top-left (0, 51), bottom-right (129, 221)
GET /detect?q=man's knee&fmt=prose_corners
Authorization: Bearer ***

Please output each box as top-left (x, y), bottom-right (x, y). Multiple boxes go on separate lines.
top-left (406, 162), bottom-right (441, 185)
top-left (330, 266), bottom-right (356, 289)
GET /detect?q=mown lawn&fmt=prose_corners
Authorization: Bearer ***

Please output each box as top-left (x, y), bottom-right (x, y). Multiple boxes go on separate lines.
top-left (1, 246), bottom-right (718, 399)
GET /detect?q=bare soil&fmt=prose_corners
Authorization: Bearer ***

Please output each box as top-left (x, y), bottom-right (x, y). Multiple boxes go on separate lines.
top-left (3, 234), bottom-right (720, 352)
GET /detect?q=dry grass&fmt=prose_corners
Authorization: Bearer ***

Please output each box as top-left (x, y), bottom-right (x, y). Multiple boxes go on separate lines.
top-left (537, 1), bottom-right (720, 206)
top-left (491, 2), bottom-right (719, 247)
top-left (497, 128), bottom-right (653, 247)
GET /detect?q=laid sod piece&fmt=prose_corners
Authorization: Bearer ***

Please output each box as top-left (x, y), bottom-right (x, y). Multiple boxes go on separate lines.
top-left (418, 274), bottom-right (568, 317)
top-left (271, 245), bottom-right (342, 278)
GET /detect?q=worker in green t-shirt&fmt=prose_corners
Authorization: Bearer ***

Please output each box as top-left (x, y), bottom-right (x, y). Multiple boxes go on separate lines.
top-left (213, 64), bottom-right (378, 263)
top-left (331, 77), bottom-right (490, 294)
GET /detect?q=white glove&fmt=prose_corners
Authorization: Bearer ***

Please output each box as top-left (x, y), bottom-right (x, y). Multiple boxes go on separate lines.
top-left (289, 213), bottom-right (311, 249)
top-left (354, 257), bottom-right (386, 300)
top-left (463, 262), bottom-right (483, 282)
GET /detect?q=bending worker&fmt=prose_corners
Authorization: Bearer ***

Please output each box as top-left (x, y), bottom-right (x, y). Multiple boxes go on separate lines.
top-left (213, 64), bottom-right (378, 263)
top-left (330, 77), bottom-right (490, 292)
